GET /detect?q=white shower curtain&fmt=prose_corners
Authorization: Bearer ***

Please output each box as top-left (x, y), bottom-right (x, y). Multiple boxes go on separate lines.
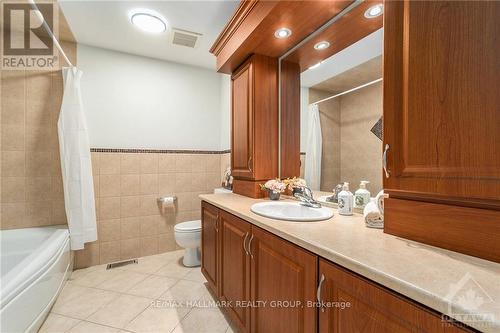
top-left (58, 67), bottom-right (97, 250)
top-left (304, 104), bottom-right (322, 190)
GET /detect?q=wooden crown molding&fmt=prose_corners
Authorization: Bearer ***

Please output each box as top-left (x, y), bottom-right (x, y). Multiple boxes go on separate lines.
top-left (209, 0), bottom-right (259, 56)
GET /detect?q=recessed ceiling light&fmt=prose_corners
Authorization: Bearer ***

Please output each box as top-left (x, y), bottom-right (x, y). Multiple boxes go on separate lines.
top-left (314, 41), bottom-right (330, 50)
top-left (364, 4), bottom-right (383, 18)
top-left (308, 62), bottom-right (322, 70)
top-left (274, 28), bottom-right (292, 39)
top-left (130, 9), bottom-right (167, 33)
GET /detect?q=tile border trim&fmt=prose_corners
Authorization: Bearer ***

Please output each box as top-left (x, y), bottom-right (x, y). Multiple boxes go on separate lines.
top-left (90, 148), bottom-right (231, 155)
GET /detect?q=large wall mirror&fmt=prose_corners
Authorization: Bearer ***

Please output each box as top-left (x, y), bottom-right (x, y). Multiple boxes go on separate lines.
top-left (280, 1), bottom-right (384, 198)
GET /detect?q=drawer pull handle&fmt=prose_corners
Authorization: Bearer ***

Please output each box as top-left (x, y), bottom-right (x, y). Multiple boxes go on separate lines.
top-left (317, 274), bottom-right (325, 312)
top-left (243, 232), bottom-right (249, 255)
top-left (248, 234), bottom-right (254, 259)
top-left (383, 144), bottom-right (391, 178)
top-left (248, 156), bottom-right (252, 172)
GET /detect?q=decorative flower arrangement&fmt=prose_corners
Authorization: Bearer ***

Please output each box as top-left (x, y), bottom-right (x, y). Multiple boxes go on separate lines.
top-left (260, 179), bottom-right (287, 200)
top-left (283, 177), bottom-right (306, 190)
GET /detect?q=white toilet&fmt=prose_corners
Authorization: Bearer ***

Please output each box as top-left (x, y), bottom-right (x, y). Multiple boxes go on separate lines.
top-left (174, 187), bottom-right (232, 267)
top-left (174, 220), bottom-right (202, 267)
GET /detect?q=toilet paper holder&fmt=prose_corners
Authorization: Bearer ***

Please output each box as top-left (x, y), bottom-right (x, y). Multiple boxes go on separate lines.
top-left (157, 196), bottom-right (177, 204)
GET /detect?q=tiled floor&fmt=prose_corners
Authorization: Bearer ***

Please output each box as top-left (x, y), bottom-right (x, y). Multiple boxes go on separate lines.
top-left (39, 250), bottom-right (235, 333)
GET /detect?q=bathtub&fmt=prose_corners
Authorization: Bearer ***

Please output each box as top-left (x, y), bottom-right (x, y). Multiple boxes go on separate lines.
top-left (0, 226), bottom-right (71, 333)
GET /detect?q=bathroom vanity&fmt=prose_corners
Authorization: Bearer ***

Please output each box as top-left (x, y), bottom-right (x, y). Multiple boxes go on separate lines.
top-left (200, 194), bottom-right (500, 333)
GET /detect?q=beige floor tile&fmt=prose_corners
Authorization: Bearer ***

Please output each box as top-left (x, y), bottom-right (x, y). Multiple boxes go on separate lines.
top-left (125, 306), bottom-right (189, 333)
top-left (155, 250), bottom-right (184, 261)
top-left (115, 256), bottom-right (167, 274)
top-left (38, 313), bottom-right (81, 333)
top-left (67, 321), bottom-right (120, 333)
top-left (158, 280), bottom-right (206, 304)
top-left (96, 270), bottom-right (149, 292)
top-left (197, 285), bottom-right (218, 304)
top-left (126, 275), bottom-right (179, 299)
top-left (87, 294), bottom-right (152, 329)
top-left (70, 267), bottom-right (122, 288)
top-left (172, 308), bottom-right (229, 333)
top-left (52, 286), bottom-right (119, 319)
top-left (182, 268), bottom-right (206, 283)
top-left (154, 260), bottom-right (193, 279)
top-left (52, 283), bottom-right (91, 309)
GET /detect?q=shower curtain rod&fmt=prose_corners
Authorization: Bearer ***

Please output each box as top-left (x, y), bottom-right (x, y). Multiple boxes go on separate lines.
top-left (29, 0), bottom-right (74, 67)
top-left (312, 77), bottom-right (383, 105)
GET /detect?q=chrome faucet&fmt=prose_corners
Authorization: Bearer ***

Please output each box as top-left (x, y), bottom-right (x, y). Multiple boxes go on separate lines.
top-left (326, 184), bottom-right (343, 203)
top-left (294, 186), bottom-right (322, 208)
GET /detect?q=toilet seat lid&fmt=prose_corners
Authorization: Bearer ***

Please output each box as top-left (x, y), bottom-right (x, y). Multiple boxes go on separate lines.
top-left (174, 220), bottom-right (201, 233)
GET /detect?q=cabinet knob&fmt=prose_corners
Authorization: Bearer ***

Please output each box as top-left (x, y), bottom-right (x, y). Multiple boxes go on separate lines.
top-left (383, 144), bottom-right (391, 178)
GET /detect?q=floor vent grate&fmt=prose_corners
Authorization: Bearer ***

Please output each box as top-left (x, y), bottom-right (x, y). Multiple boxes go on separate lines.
top-left (106, 258), bottom-right (138, 270)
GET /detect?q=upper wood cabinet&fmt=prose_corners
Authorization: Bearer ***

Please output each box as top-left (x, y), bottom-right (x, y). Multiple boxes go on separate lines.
top-left (383, 0), bottom-right (500, 206)
top-left (232, 60), bottom-right (254, 180)
top-left (231, 54), bottom-right (278, 198)
top-left (201, 201), bottom-right (220, 295)
top-left (383, 0), bottom-right (500, 262)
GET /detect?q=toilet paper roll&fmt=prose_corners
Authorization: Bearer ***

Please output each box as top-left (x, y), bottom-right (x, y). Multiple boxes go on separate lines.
top-left (157, 196), bottom-right (177, 215)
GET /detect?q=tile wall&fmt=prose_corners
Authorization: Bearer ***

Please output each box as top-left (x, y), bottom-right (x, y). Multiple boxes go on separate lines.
top-left (74, 151), bottom-right (231, 268)
top-left (0, 41), bottom-right (77, 229)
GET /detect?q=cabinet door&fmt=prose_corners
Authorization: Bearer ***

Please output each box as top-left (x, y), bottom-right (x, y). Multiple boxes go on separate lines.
top-left (201, 201), bottom-right (219, 294)
top-left (383, 0), bottom-right (500, 206)
top-left (250, 227), bottom-right (317, 333)
top-left (318, 259), bottom-right (471, 333)
top-left (231, 59), bottom-right (254, 179)
top-left (219, 211), bottom-right (252, 333)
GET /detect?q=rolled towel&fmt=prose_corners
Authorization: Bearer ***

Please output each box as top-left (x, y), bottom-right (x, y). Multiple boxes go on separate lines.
top-left (363, 201), bottom-right (383, 229)
top-left (375, 190), bottom-right (387, 217)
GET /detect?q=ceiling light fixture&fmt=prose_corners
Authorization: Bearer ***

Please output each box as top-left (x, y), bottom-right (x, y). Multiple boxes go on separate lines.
top-left (364, 4), bottom-right (383, 18)
top-left (314, 41), bottom-right (330, 50)
top-left (130, 9), bottom-right (167, 33)
top-left (274, 28), bottom-right (292, 39)
top-left (308, 62), bottom-right (322, 70)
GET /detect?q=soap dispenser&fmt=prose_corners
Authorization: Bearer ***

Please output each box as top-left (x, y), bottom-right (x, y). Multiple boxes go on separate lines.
top-left (337, 182), bottom-right (353, 216)
top-left (354, 180), bottom-right (371, 209)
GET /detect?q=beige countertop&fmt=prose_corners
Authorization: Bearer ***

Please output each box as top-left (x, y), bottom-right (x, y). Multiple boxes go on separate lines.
top-left (199, 193), bottom-right (500, 333)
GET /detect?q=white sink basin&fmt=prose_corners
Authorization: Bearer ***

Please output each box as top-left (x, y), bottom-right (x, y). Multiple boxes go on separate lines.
top-left (250, 202), bottom-right (334, 222)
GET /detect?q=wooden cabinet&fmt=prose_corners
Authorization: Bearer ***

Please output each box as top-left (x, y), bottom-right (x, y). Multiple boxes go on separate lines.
top-left (250, 226), bottom-right (318, 333)
top-left (202, 202), bottom-right (475, 333)
top-left (383, 0), bottom-right (500, 262)
top-left (232, 60), bottom-right (254, 180)
top-left (231, 54), bottom-right (278, 198)
top-left (317, 259), bottom-right (472, 333)
top-left (201, 201), bottom-right (219, 294)
top-left (219, 211), bottom-right (252, 333)
top-left (201, 202), bottom-right (317, 333)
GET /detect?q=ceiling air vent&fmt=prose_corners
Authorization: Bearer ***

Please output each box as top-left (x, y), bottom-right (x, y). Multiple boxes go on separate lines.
top-left (171, 28), bottom-right (202, 48)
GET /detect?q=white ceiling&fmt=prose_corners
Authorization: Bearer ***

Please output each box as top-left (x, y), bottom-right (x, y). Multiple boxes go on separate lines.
top-left (59, 0), bottom-right (239, 70)
top-left (301, 28), bottom-right (383, 88)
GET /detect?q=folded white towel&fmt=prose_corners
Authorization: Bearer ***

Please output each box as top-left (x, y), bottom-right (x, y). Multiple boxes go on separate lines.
top-left (364, 201), bottom-right (383, 229)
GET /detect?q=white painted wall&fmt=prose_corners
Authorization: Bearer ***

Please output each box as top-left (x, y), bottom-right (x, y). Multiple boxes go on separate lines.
top-left (219, 74), bottom-right (231, 150)
top-left (78, 44), bottom-right (230, 150)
